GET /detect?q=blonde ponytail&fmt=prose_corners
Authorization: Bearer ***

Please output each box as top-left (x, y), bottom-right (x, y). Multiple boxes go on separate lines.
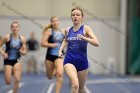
top-left (43, 23), bottom-right (52, 33)
top-left (43, 16), bottom-right (58, 33)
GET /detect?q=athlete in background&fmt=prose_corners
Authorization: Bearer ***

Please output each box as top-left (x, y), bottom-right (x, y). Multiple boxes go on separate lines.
top-left (41, 16), bottom-right (65, 93)
top-left (0, 21), bottom-right (27, 93)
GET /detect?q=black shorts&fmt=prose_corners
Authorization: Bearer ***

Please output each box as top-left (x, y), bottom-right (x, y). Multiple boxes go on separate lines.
top-left (46, 54), bottom-right (59, 62)
top-left (4, 59), bottom-right (18, 66)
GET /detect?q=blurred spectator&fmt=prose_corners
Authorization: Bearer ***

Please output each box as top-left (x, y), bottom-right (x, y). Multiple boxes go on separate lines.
top-left (0, 35), bottom-right (2, 45)
top-left (26, 32), bottom-right (39, 74)
top-left (0, 35), bottom-right (2, 72)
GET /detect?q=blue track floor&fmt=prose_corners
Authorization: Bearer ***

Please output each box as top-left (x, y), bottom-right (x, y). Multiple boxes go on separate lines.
top-left (0, 73), bottom-right (140, 93)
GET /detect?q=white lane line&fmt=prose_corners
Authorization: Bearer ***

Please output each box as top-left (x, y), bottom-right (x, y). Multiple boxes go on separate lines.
top-left (111, 78), bottom-right (132, 93)
top-left (87, 78), bottom-right (140, 84)
top-left (7, 82), bottom-right (24, 93)
top-left (115, 84), bottom-right (131, 93)
top-left (42, 83), bottom-right (49, 93)
top-left (46, 83), bottom-right (55, 93)
top-left (85, 86), bottom-right (91, 93)
top-left (87, 79), bottom-right (132, 93)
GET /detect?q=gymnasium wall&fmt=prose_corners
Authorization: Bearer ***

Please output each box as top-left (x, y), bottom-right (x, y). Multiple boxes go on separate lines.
top-left (0, 0), bottom-right (119, 17)
top-left (0, 0), bottom-right (126, 75)
top-left (0, 17), bottom-right (123, 74)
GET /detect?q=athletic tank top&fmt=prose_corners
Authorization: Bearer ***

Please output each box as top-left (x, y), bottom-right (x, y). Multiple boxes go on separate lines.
top-left (5, 34), bottom-right (22, 60)
top-left (47, 29), bottom-right (64, 56)
top-left (66, 25), bottom-right (88, 59)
